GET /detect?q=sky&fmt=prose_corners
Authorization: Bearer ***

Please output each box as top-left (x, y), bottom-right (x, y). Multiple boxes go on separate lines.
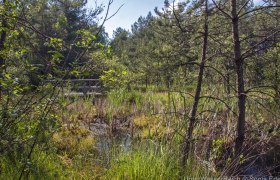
top-left (87, 0), bottom-right (263, 38)
top-left (87, 0), bottom-right (165, 38)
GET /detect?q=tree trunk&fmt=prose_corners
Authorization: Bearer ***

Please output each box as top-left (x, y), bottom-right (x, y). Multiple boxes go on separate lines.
top-left (182, 0), bottom-right (209, 167)
top-left (274, 53), bottom-right (280, 105)
top-left (0, 0), bottom-right (8, 99)
top-left (231, 0), bottom-right (246, 156)
top-left (225, 61), bottom-right (231, 95)
top-left (274, 2), bottom-right (280, 105)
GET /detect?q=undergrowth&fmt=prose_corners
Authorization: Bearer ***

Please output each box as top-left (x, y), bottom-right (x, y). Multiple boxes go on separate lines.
top-left (1, 85), bottom-right (279, 179)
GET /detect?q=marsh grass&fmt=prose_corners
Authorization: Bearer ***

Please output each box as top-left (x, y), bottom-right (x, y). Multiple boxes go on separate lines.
top-left (105, 140), bottom-right (211, 180)
top-left (2, 84), bottom-right (277, 179)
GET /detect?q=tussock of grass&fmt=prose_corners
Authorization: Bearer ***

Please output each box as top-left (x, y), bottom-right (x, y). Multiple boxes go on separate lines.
top-left (106, 144), bottom-right (179, 179)
top-left (105, 141), bottom-right (210, 180)
top-left (133, 114), bottom-right (175, 139)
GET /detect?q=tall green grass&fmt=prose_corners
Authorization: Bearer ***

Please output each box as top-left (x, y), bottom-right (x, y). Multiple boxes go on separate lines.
top-left (105, 140), bottom-right (210, 180)
top-left (0, 146), bottom-right (67, 180)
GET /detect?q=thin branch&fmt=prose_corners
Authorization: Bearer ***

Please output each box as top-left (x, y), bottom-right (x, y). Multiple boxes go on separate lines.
top-left (239, 5), bottom-right (280, 18)
top-left (176, 61), bottom-right (237, 94)
top-left (169, 90), bottom-right (194, 98)
top-left (76, 0), bottom-right (121, 61)
top-left (241, 29), bottom-right (280, 59)
top-left (247, 90), bottom-right (275, 100)
top-left (204, 65), bottom-right (238, 93)
top-left (199, 95), bottom-right (238, 116)
top-left (247, 95), bottom-right (279, 117)
top-left (245, 85), bottom-right (276, 93)
top-left (211, 0), bottom-right (232, 19)
top-left (13, 16), bottom-right (50, 38)
top-left (172, 0), bottom-right (186, 33)
top-left (106, 4), bottom-right (124, 21)
top-left (237, 0), bottom-right (251, 15)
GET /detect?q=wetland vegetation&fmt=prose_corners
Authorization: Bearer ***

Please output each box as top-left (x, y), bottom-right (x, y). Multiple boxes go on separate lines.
top-left (0, 0), bottom-right (280, 179)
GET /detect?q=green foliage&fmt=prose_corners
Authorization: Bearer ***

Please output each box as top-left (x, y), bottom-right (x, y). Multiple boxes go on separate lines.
top-left (0, 0), bottom-right (107, 178)
top-left (76, 29), bottom-right (97, 48)
top-left (211, 139), bottom-right (226, 160)
top-left (100, 69), bottom-right (128, 90)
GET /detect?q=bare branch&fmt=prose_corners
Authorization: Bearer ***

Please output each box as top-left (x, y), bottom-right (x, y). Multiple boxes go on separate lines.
top-left (172, 0), bottom-right (187, 33)
top-left (106, 3), bottom-right (124, 21)
top-left (211, 0), bottom-right (232, 19)
top-left (247, 89), bottom-right (276, 100)
top-left (246, 85), bottom-right (276, 94)
top-left (239, 5), bottom-right (280, 19)
top-left (204, 65), bottom-right (238, 93)
top-left (76, 0), bottom-right (121, 61)
top-left (247, 95), bottom-right (279, 117)
top-left (241, 29), bottom-right (280, 59)
top-left (237, 0), bottom-right (251, 15)
top-left (199, 95), bottom-right (238, 116)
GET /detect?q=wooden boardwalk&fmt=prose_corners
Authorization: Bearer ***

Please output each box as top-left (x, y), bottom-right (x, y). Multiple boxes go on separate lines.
top-left (48, 79), bottom-right (103, 96)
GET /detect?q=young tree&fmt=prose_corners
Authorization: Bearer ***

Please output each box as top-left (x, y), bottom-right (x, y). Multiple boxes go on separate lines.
top-left (211, 0), bottom-right (280, 156)
top-left (229, 0), bottom-right (246, 156)
top-left (182, 0), bottom-right (210, 166)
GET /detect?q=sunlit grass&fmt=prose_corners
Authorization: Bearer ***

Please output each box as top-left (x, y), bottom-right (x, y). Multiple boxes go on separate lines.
top-left (105, 141), bottom-right (211, 180)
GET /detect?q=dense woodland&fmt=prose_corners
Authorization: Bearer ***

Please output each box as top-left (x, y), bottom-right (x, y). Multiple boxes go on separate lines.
top-left (0, 0), bottom-right (280, 179)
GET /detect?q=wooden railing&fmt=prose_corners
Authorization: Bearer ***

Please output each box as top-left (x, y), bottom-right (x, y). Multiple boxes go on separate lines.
top-left (47, 79), bottom-right (103, 96)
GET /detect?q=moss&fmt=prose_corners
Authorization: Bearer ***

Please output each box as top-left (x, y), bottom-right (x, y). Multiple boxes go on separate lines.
top-left (52, 127), bottom-right (96, 157)
top-left (133, 115), bottom-right (174, 139)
